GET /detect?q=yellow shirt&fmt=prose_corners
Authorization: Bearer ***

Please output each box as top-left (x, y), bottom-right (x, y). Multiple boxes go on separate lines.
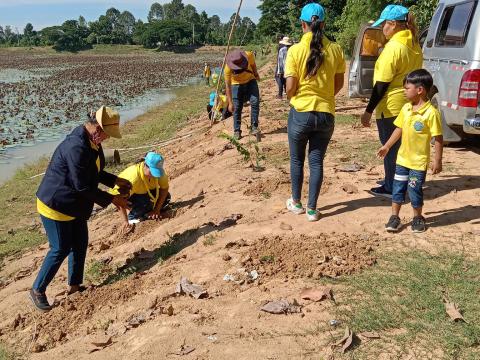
top-left (204, 66), bottom-right (211, 78)
top-left (216, 95), bottom-right (227, 111)
top-left (374, 30), bottom-right (423, 119)
top-left (224, 51), bottom-right (257, 85)
top-left (37, 140), bottom-right (100, 221)
top-left (110, 162), bottom-right (169, 202)
top-left (285, 32), bottom-right (346, 114)
top-left (394, 101), bottom-right (443, 171)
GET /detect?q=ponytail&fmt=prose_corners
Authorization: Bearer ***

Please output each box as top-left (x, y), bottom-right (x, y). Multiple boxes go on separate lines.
top-left (405, 12), bottom-right (419, 44)
top-left (305, 16), bottom-right (324, 79)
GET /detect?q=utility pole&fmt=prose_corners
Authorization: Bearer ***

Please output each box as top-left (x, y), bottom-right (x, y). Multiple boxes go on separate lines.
top-left (192, 24), bottom-right (195, 45)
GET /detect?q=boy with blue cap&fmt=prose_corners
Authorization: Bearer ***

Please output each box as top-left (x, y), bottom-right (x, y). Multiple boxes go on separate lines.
top-left (111, 151), bottom-right (171, 233)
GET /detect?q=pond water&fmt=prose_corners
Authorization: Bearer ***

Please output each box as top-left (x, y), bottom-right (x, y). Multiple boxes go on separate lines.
top-left (0, 80), bottom-right (198, 184)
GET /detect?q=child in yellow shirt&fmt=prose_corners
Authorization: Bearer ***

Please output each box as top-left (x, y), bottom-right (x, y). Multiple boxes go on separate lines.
top-left (377, 69), bottom-right (443, 233)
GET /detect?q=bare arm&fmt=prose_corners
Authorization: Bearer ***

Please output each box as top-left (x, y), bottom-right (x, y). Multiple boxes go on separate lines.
top-left (432, 135), bottom-right (443, 174)
top-left (251, 63), bottom-right (260, 81)
top-left (334, 73), bottom-right (344, 95)
top-left (225, 80), bottom-right (233, 110)
top-left (286, 77), bottom-right (298, 100)
top-left (377, 128), bottom-right (402, 158)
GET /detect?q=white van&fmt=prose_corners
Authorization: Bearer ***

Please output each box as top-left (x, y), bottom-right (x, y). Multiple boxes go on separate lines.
top-left (349, 0), bottom-right (480, 143)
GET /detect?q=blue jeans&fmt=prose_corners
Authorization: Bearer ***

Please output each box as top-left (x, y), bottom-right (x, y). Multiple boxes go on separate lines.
top-left (288, 108), bottom-right (334, 209)
top-left (128, 192), bottom-right (171, 220)
top-left (376, 116), bottom-right (401, 192)
top-left (392, 165), bottom-right (426, 209)
top-left (232, 79), bottom-right (260, 133)
top-left (32, 216), bottom-right (88, 293)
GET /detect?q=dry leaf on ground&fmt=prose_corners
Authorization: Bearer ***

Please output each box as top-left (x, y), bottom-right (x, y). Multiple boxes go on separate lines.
top-left (358, 331), bottom-right (380, 340)
top-left (334, 327), bottom-right (354, 353)
top-left (300, 287), bottom-right (333, 302)
top-left (445, 301), bottom-right (466, 322)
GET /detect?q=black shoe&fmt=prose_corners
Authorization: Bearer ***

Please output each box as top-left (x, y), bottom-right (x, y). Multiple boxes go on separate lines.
top-left (411, 216), bottom-right (426, 233)
top-left (369, 186), bottom-right (392, 198)
top-left (233, 131), bottom-right (241, 140)
top-left (29, 289), bottom-right (51, 312)
top-left (385, 215), bottom-right (401, 232)
top-left (376, 180), bottom-right (385, 186)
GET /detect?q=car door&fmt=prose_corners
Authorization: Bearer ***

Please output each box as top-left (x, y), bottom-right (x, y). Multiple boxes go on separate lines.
top-left (349, 24), bottom-right (387, 98)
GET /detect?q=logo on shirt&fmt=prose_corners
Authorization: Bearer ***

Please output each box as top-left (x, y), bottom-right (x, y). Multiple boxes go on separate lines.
top-left (413, 121), bottom-right (424, 132)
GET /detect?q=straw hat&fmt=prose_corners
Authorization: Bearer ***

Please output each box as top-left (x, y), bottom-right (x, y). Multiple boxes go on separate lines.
top-left (279, 36), bottom-right (293, 46)
top-left (95, 106), bottom-right (121, 139)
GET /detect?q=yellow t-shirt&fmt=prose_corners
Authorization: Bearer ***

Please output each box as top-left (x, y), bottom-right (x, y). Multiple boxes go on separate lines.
top-left (37, 140), bottom-right (100, 221)
top-left (373, 30), bottom-right (423, 119)
top-left (204, 66), bottom-right (211, 78)
top-left (394, 101), bottom-right (443, 171)
top-left (110, 162), bottom-right (169, 197)
top-left (224, 51), bottom-right (257, 85)
top-left (216, 95), bottom-right (227, 111)
top-left (284, 32), bottom-right (346, 114)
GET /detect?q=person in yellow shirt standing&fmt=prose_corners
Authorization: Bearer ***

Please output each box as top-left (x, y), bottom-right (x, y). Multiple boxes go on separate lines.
top-left (284, 2), bottom-right (346, 221)
top-left (111, 152), bottom-right (170, 233)
top-left (377, 69), bottom-right (443, 233)
top-left (203, 63), bottom-right (211, 86)
top-left (361, 5), bottom-right (423, 198)
top-left (224, 49), bottom-right (260, 139)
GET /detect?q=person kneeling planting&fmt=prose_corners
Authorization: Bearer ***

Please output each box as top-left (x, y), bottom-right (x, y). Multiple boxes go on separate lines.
top-left (112, 151), bottom-right (171, 233)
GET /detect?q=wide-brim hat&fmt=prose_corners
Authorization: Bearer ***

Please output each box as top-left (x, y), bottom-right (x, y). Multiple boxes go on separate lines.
top-left (95, 106), bottom-right (121, 139)
top-left (279, 36), bottom-right (293, 46)
top-left (226, 50), bottom-right (249, 71)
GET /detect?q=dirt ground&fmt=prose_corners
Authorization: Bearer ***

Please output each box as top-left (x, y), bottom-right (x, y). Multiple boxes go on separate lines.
top-left (0, 60), bottom-right (479, 359)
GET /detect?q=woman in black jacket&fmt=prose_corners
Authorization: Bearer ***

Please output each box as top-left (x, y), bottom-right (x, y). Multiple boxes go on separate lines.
top-left (30, 106), bottom-right (131, 312)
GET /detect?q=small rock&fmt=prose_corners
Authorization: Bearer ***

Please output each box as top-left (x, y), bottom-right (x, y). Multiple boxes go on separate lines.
top-left (146, 296), bottom-right (158, 310)
top-left (31, 343), bottom-right (45, 353)
top-left (240, 255), bottom-right (252, 266)
top-left (342, 184), bottom-right (359, 194)
top-left (166, 304), bottom-right (174, 316)
top-left (222, 254), bottom-right (232, 261)
top-left (99, 242), bottom-right (110, 251)
top-left (279, 222), bottom-right (293, 231)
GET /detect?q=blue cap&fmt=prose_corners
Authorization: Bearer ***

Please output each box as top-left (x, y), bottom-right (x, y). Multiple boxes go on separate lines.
top-left (372, 5), bottom-right (409, 27)
top-left (145, 152), bottom-right (165, 178)
top-left (209, 92), bottom-right (216, 106)
top-left (299, 3), bottom-right (325, 23)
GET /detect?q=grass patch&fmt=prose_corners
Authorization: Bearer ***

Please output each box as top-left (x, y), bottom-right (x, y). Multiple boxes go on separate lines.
top-left (260, 255), bottom-right (275, 264)
top-left (332, 137), bottom-right (381, 166)
top-left (85, 260), bottom-right (117, 285)
top-left (203, 234), bottom-right (217, 246)
top-left (264, 142), bottom-right (290, 168)
top-left (333, 252), bottom-right (480, 359)
top-left (335, 114), bottom-right (359, 126)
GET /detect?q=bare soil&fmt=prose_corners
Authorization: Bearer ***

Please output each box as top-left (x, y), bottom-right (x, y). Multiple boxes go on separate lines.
top-left (0, 59), bottom-right (479, 359)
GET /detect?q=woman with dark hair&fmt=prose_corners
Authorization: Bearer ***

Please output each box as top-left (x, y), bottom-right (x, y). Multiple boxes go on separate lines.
top-left (360, 5), bottom-right (423, 198)
top-left (284, 2), bottom-right (345, 222)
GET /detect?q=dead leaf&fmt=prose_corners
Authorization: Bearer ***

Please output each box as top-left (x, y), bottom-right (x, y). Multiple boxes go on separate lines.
top-left (279, 222), bottom-right (293, 231)
top-left (174, 345), bottom-right (195, 356)
top-left (176, 277), bottom-right (208, 299)
top-left (334, 327), bottom-right (354, 353)
top-left (260, 299), bottom-right (302, 314)
top-left (300, 287), bottom-right (333, 302)
top-left (91, 336), bottom-right (112, 348)
top-left (341, 184), bottom-right (359, 194)
top-left (445, 301), bottom-right (466, 322)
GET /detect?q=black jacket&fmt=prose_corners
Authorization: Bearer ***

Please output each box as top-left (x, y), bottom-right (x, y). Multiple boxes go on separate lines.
top-left (36, 125), bottom-right (117, 220)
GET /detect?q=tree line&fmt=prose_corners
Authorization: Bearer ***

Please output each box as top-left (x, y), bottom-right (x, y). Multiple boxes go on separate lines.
top-left (0, 0), bottom-right (256, 51)
top-left (256, 0), bottom-right (439, 55)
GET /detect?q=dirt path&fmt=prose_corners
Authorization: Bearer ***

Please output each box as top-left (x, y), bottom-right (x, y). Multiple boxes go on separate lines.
top-left (0, 60), bottom-right (479, 359)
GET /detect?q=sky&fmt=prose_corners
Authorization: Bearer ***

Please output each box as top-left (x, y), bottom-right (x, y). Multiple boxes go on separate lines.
top-left (0, 0), bottom-right (261, 32)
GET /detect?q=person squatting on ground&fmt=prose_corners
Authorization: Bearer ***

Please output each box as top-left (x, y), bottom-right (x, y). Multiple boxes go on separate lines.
top-left (203, 63), bottom-right (211, 86)
top-left (111, 151), bottom-right (171, 234)
top-left (275, 36), bottom-right (293, 99)
top-left (284, 2), bottom-right (346, 222)
top-left (224, 49), bottom-right (261, 140)
top-left (31, 106), bottom-right (132, 312)
top-left (377, 69), bottom-right (443, 233)
top-left (361, 5), bottom-right (423, 198)
top-left (207, 91), bottom-right (232, 121)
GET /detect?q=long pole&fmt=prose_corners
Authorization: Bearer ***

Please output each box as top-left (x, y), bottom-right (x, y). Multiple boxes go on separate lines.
top-left (211, 0), bottom-right (244, 125)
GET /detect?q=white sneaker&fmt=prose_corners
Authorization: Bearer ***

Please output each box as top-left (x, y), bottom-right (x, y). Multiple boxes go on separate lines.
top-left (128, 219), bottom-right (140, 225)
top-left (306, 208), bottom-right (320, 222)
top-left (286, 198), bottom-right (305, 215)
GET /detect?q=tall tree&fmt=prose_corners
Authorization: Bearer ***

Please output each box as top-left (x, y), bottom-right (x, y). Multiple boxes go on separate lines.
top-left (148, 2), bottom-right (164, 22)
top-left (163, 0), bottom-right (185, 20)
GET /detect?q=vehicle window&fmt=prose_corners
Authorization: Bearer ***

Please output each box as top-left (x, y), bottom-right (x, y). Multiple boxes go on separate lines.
top-left (424, 3), bottom-right (445, 48)
top-left (436, 1), bottom-right (477, 47)
top-left (360, 28), bottom-right (386, 57)
top-left (419, 28), bottom-right (428, 48)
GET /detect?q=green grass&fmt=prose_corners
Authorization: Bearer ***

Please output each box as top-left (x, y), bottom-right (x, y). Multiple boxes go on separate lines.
top-left (332, 252), bottom-right (480, 359)
top-left (85, 260), bottom-right (117, 285)
top-left (332, 136), bottom-right (381, 166)
top-left (264, 142), bottom-right (290, 168)
top-left (0, 344), bottom-right (16, 360)
top-left (203, 234), bottom-right (217, 246)
top-left (335, 114), bottom-right (359, 126)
